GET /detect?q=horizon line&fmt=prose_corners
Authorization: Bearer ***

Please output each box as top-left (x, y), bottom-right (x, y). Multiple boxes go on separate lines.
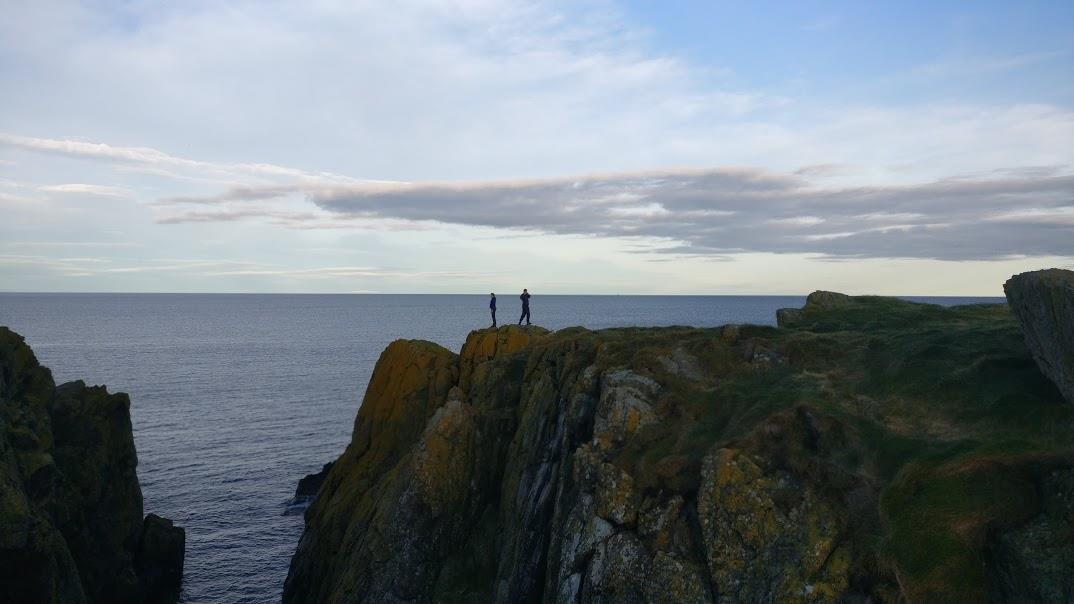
top-left (0, 290), bottom-right (1008, 298)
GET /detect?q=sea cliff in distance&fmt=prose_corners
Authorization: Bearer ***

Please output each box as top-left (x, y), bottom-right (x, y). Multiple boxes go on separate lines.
top-left (285, 269), bottom-right (1074, 603)
top-left (0, 328), bottom-right (185, 603)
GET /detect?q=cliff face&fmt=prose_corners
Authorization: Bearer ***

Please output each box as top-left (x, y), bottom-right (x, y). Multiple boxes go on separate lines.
top-left (0, 327), bottom-right (184, 604)
top-left (285, 285), bottom-right (1073, 603)
top-left (1004, 268), bottom-right (1074, 405)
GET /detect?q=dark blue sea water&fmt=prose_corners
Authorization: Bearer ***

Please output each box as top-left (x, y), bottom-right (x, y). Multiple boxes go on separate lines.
top-left (0, 293), bottom-right (1003, 602)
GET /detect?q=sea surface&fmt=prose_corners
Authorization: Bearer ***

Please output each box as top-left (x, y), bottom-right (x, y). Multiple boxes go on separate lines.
top-left (0, 293), bottom-right (1003, 602)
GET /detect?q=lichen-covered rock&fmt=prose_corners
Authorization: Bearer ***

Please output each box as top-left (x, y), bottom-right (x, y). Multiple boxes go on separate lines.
top-left (0, 327), bottom-right (184, 603)
top-left (459, 325), bottom-right (549, 393)
top-left (698, 447), bottom-right (848, 603)
top-left (594, 369), bottom-right (660, 443)
top-left (285, 285), bottom-right (1073, 604)
top-left (282, 338), bottom-right (459, 603)
top-left (1004, 268), bottom-right (1074, 404)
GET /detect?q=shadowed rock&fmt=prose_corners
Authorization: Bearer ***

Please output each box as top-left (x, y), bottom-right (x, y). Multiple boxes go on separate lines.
top-left (1004, 268), bottom-right (1074, 405)
top-left (0, 327), bottom-right (185, 603)
top-left (776, 290), bottom-right (852, 327)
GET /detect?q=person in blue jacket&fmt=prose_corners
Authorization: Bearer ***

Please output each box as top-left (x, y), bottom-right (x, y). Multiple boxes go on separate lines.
top-left (489, 293), bottom-right (497, 327)
top-left (518, 288), bottom-right (531, 326)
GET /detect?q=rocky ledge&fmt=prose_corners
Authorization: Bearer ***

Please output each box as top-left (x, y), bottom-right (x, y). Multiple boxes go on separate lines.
top-left (0, 327), bottom-right (185, 604)
top-left (284, 272), bottom-right (1073, 604)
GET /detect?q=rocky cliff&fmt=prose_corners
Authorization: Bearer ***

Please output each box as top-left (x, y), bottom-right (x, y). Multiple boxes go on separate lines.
top-left (1004, 268), bottom-right (1074, 405)
top-left (0, 327), bottom-right (184, 604)
top-left (285, 281), bottom-right (1074, 603)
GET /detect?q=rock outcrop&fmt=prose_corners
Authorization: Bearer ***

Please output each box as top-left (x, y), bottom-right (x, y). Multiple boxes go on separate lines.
top-left (1004, 268), bottom-right (1074, 404)
top-left (286, 288), bottom-right (1073, 603)
top-left (775, 290), bottom-right (852, 327)
top-left (0, 327), bottom-right (184, 604)
top-left (284, 462), bottom-right (335, 515)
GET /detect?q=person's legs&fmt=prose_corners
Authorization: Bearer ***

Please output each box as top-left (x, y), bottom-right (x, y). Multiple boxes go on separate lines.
top-left (523, 307), bottom-right (531, 325)
top-left (519, 308), bottom-right (526, 325)
top-left (491, 308), bottom-right (497, 327)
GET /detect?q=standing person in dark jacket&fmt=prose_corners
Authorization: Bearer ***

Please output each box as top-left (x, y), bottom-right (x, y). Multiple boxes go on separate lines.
top-left (489, 293), bottom-right (497, 327)
top-left (518, 288), bottom-right (531, 326)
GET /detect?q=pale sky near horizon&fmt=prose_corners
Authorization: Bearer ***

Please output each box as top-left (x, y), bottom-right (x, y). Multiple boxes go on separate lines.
top-left (2, 0), bottom-right (1072, 295)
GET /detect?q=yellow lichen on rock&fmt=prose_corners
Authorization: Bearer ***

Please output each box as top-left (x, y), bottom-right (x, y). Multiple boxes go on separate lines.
top-left (459, 325), bottom-right (549, 392)
top-left (698, 447), bottom-right (847, 603)
top-left (411, 399), bottom-right (477, 516)
top-left (348, 339), bottom-right (459, 461)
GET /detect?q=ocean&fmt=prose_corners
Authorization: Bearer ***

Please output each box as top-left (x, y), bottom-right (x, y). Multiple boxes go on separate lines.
top-left (0, 293), bottom-right (1003, 602)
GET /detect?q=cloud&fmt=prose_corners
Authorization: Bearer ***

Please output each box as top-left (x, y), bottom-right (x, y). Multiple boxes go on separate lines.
top-left (801, 14), bottom-right (842, 32)
top-left (2, 2), bottom-right (1073, 294)
top-left (38, 183), bottom-right (130, 196)
top-left (0, 253), bottom-right (492, 282)
top-left (0, 192), bottom-right (42, 205)
top-left (0, 132), bottom-right (366, 185)
top-left (146, 166), bottom-right (1074, 261)
top-left (3, 241), bottom-right (141, 248)
top-left (909, 50), bottom-right (1071, 80)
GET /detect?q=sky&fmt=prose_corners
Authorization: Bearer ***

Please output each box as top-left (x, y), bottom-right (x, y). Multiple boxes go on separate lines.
top-left (1, 0), bottom-right (1072, 295)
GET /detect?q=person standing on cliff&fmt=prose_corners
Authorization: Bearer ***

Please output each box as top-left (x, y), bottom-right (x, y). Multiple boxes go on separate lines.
top-left (490, 293), bottom-right (497, 327)
top-left (518, 288), bottom-right (531, 326)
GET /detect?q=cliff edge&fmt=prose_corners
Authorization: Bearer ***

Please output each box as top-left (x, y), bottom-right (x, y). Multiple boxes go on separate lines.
top-left (286, 281), bottom-right (1073, 603)
top-left (0, 327), bottom-right (184, 604)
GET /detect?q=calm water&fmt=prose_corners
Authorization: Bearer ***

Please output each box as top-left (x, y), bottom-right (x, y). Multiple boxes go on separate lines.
top-left (0, 293), bottom-right (1002, 602)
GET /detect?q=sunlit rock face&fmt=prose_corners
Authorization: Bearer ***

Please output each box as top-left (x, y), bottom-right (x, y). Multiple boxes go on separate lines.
top-left (0, 327), bottom-right (184, 604)
top-left (1005, 268), bottom-right (1074, 405)
top-left (285, 284), bottom-right (1074, 604)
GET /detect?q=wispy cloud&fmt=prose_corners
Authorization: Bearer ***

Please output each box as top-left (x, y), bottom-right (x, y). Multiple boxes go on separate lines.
top-left (0, 253), bottom-right (493, 282)
top-left (0, 192), bottom-right (42, 205)
top-left (3, 241), bottom-right (141, 248)
top-left (150, 167), bottom-right (1074, 261)
top-left (910, 50), bottom-right (1071, 80)
top-left (39, 183), bottom-right (131, 197)
top-left (801, 14), bottom-right (842, 32)
top-left (0, 133), bottom-right (367, 185)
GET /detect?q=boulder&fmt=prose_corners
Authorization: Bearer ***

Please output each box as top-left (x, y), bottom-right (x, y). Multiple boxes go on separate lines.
top-left (1004, 269), bottom-right (1074, 404)
top-left (284, 462), bottom-right (335, 514)
top-left (136, 514), bottom-right (185, 602)
top-left (777, 290), bottom-right (853, 327)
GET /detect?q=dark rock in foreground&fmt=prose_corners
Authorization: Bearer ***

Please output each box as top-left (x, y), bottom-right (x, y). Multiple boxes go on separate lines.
top-left (285, 292), bottom-right (1073, 603)
top-left (0, 327), bottom-right (185, 603)
top-left (284, 462), bottom-right (335, 515)
top-left (294, 462), bottom-right (334, 501)
top-left (136, 514), bottom-right (185, 603)
top-left (1004, 268), bottom-right (1074, 405)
